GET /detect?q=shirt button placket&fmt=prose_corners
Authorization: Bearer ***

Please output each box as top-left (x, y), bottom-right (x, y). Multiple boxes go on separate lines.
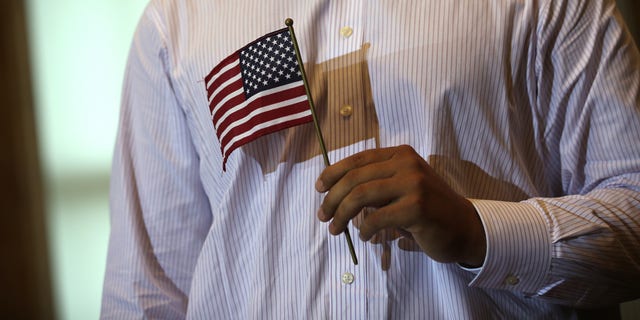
top-left (339, 105), bottom-right (353, 118)
top-left (340, 26), bottom-right (354, 38)
top-left (505, 274), bottom-right (520, 286)
top-left (341, 272), bottom-right (355, 285)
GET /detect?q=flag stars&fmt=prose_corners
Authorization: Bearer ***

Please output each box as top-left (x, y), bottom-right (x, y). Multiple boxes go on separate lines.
top-left (236, 29), bottom-right (303, 98)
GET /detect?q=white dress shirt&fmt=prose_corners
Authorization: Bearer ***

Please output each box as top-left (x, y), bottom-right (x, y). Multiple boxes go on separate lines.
top-left (101, 0), bottom-right (640, 318)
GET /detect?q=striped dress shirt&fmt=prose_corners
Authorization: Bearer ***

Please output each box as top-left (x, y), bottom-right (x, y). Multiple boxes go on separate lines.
top-left (101, 0), bottom-right (640, 318)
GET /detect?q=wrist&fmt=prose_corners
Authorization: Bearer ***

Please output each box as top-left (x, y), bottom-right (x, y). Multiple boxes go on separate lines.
top-left (460, 200), bottom-right (487, 267)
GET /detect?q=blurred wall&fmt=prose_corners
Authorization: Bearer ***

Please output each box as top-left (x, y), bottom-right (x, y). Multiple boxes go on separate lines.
top-left (0, 1), bottom-right (53, 318)
top-left (26, 0), bottom-right (147, 319)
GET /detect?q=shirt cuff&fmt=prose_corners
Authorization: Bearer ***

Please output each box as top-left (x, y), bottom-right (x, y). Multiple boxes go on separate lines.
top-left (467, 199), bottom-right (551, 294)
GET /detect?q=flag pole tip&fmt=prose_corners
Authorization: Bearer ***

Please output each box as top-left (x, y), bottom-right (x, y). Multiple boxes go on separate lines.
top-left (285, 18), bottom-right (293, 26)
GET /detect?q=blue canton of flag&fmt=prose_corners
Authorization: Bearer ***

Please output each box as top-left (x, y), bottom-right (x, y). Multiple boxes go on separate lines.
top-left (240, 30), bottom-right (302, 96)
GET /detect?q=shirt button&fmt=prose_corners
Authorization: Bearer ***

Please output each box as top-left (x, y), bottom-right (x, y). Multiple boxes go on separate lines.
top-left (505, 275), bottom-right (520, 286)
top-left (341, 272), bottom-right (355, 285)
top-left (340, 26), bottom-right (354, 38)
top-left (339, 105), bottom-right (353, 118)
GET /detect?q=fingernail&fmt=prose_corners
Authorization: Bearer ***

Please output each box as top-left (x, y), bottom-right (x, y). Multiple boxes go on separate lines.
top-left (317, 208), bottom-right (327, 221)
top-left (315, 179), bottom-right (325, 192)
top-left (328, 222), bottom-right (339, 235)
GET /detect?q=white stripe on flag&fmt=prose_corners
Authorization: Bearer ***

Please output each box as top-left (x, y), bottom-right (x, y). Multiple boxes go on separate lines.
top-left (218, 94), bottom-right (309, 144)
top-left (222, 110), bottom-right (312, 157)
top-left (211, 87), bottom-right (244, 123)
top-left (206, 58), bottom-right (240, 89)
top-left (212, 81), bottom-right (304, 125)
top-left (208, 73), bottom-right (242, 104)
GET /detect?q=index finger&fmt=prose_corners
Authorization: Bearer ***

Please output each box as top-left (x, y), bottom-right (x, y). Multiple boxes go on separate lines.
top-left (315, 147), bottom-right (397, 192)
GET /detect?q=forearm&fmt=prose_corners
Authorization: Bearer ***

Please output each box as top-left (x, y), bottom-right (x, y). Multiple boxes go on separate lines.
top-left (101, 4), bottom-right (212, 318)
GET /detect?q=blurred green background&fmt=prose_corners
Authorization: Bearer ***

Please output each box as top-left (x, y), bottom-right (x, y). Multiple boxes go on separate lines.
top-left (22, 0), bottom-right (640, 319)
top-left (25, 0), bottom-right (147, 319)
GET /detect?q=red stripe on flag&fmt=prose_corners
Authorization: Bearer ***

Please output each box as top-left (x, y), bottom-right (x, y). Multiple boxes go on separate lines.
top-left (219, 100), bottom-right (311, 149)
top-left (207, 61), bottom-right (242, 98)
top-left (221, 112), bottom-right (313, 170)
top-left (214, 85), bottom-right (307, 137)
top-left (209, 80), bottom-right (245, 121)
top-left (205, 52), bottom-right (240, 85)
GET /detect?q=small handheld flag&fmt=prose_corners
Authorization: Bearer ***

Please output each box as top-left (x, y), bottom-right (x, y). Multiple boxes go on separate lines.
top-left (205, 27), bottom-right (313, 170)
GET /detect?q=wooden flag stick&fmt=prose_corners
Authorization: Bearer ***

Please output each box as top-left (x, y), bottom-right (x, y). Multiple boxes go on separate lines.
top-left (285, 18), bottom-right (358, 265)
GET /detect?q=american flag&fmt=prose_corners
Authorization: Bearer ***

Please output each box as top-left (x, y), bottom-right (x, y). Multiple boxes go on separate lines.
top-left (205, 28), bottom-right (313, 170)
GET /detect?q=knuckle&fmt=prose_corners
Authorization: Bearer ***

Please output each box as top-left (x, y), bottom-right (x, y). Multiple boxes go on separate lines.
top-left (404, 193), bottom-right (428, 215)
top-left (364, 210), bottom-right (383, 229)
top-left (404, 192), bottom-right (418, 205)
top-left (405, 173), bottom-right (428, 190)
top-left (397, 144), bottom-right (416, 157)
top-left (397, 144), bottom-right (412, 152)
top-left (394, 146), bottom-right (423, 168)
top-left (349, 152), bottom-right (367, 167)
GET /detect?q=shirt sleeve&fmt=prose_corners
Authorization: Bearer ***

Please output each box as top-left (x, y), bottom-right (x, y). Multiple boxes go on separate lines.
top-left (467, 0), bottom-right (640, 308)
top-left (100, 3), bottom-right (212, 318)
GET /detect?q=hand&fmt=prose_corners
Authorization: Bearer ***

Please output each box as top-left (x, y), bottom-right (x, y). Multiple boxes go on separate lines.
top-left (315, 145), bottom-right (486, 266)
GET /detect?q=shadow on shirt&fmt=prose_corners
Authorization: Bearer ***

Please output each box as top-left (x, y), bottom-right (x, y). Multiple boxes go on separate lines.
top-left (243, 43), bottom-right (380, 174)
